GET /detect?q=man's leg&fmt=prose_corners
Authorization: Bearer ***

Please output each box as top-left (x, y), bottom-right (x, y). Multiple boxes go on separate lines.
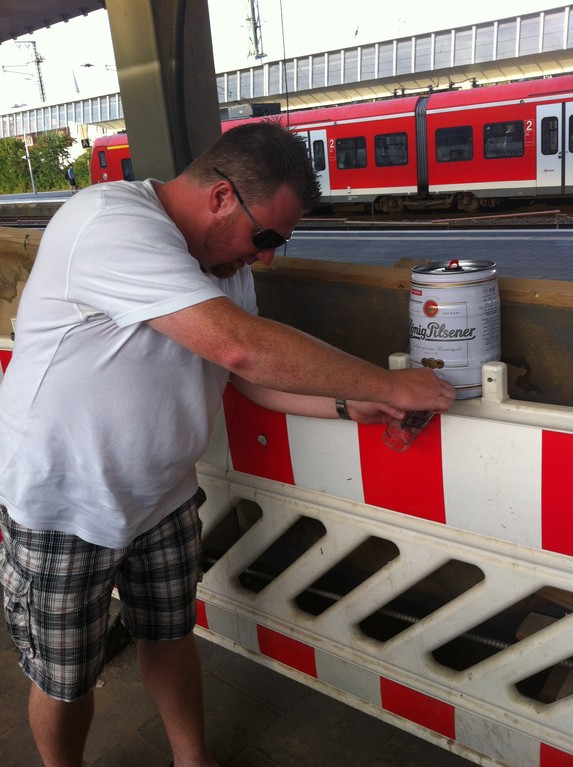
top-left (0, 508), bottom-right (123, 766)
top-left (28, 683), bottom-right (94, 767)
top-left (118, 497), bottom-right (215, 766)
top-left (138, 633), bottom-right (218, 767)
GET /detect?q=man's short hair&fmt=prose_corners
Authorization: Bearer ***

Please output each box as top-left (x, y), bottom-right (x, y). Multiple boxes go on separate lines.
top-left (190, 120), bottom-right (321, 213)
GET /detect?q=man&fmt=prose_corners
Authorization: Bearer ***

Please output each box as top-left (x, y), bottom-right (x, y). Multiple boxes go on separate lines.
top-left (66, 165), bottom-right (78, 193)
top-left (0, 121), bottom-right (455, 767)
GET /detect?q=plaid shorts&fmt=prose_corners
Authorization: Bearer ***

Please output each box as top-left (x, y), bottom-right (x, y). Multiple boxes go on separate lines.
top-left (0, 496), bottom-right (202, 702)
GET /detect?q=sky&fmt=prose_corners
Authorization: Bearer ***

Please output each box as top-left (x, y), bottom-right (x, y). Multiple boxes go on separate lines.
top-left (0, 0), bottom-right (567, 113)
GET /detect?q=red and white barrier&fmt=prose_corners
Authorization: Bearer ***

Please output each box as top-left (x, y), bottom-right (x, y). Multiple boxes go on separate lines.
top-left (196, 362), bottom-right (573, 767)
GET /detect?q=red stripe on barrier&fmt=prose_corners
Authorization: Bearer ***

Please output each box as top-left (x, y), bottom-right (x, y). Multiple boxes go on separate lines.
top-left (0, 348), bottom-right (12, 372)
top-left (380, 677), bottom-right (455, 738)
top-left (540, 743), bottom-right (573, 766)
top-left (195, 599), bottom-right (208, 629)
top-left (257, 625), bottom-right (317, 677)
top-left (359, 416), bottom-right (446, 522)
top-left (541, 430), bottom-right (573, 556)
top-left (222, 384), bottom-right (295, 484)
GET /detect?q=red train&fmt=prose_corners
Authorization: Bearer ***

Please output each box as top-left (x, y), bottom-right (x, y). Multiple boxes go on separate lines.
top-left (89, 132), bottom-right (134, 184)
top-left (90, 75), bottom-right (573, 213)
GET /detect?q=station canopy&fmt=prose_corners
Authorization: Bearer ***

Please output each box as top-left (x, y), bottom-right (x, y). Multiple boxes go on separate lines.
top-left (0, 1), bottom-right (104, 44)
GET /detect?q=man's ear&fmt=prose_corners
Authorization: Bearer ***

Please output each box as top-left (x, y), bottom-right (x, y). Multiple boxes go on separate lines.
top-left (209, 180), bottom-right (232, 214)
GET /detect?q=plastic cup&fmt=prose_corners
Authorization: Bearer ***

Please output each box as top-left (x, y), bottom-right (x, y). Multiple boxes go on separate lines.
top-left (382, 410), bottom-right (435, 452)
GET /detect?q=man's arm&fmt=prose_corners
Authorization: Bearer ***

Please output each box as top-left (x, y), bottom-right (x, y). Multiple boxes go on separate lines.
top-left (229, 377), bottom-right (415, 425)
top-left (148, 296), bottom-right (455, 419)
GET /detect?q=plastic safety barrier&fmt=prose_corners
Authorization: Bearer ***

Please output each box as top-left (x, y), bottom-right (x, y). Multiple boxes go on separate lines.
top-left (195, 362), bottom-right (573, 767)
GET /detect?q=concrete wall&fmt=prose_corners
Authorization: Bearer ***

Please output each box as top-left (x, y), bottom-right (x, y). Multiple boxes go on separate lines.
top-left (252, 259), bottom-right (573, 407)
top-left (0, 228), bottom-right (41, 338)
top-left (2, 227), bottom-right (573, 407)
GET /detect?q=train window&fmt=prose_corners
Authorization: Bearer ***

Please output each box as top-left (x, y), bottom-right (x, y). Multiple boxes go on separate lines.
top-left (569, 116), bottom-right (573, 154)
top-left (541, 116), bottom-right (559, 155)
top-left (336, 136), bottom-right (367, 169)
top-left (121, 158), bottom-right (135, 182)
top-left (312, 139), bottom-right (326, 171)
top-left (375, 132), bottom-right (408, 166)
top-left (97, 150), bottom-right (107, 169)
top-left (484, 121), bottom-right (524, 158)
top-left (435, 126), bottom-right (473, 162)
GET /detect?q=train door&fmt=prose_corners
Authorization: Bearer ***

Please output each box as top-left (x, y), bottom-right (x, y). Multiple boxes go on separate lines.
top-left (536, 102), bottom-right (573, 194)
top-left (297, 129), bottom-right (331, 203)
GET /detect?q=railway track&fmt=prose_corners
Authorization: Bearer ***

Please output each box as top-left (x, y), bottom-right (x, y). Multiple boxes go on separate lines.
top-left (0, 216), bottom-right (52, 228)
top-left (2, 201), bottom-right (573, 231)
top-left (302, 207), bottom-right (573, 230)
top-left (0, 197), bottom-right (64, 229)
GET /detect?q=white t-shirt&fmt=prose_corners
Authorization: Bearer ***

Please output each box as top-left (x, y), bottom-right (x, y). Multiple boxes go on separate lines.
top-left (0, 180), bottom-right (257, 547)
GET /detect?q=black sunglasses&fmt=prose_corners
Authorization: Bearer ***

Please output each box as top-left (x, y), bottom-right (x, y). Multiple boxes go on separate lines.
top-left (212, 166), bottom-right (290, 250)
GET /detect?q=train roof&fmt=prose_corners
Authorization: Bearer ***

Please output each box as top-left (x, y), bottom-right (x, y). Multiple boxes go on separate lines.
top-left (289, 96), bottom-right (421, 124)
top-left (224, 75), bottom-right (573, 130)
top-left (426, 74), bottom-right (573, 110)
top-left (222, 95), bottom-right (421, 131)
top-left (93, 133), bottom-right (129, 148)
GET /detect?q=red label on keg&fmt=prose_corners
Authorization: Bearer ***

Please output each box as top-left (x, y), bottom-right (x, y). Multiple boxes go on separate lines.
top-left (423, 299), bottom-right (439, 317)
top-left (411, 288), bottom-right (423, 296)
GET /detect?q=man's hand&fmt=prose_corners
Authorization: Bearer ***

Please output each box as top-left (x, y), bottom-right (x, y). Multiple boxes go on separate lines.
top-left (345, 368), bottom-right (456, 424)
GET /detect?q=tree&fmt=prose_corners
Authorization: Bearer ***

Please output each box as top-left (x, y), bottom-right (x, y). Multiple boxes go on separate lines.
top-left (29, 131), bottom-right (75, 191)
top-left (72, 148), bottom-right (92, 189)
top-left (0, 132), bottom-right (94, 193)
top-left (0, 138), bottom-right (30, 193)
top-left (0, 131), bottom-right (78, 193)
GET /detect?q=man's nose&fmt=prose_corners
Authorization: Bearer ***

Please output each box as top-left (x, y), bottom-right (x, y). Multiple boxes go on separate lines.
top-left (256, 249), bottom-right (275, 266)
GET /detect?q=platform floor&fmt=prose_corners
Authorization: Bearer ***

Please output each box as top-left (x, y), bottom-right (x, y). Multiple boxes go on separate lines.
top-left (0, 597), bottom-right (479, 767)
